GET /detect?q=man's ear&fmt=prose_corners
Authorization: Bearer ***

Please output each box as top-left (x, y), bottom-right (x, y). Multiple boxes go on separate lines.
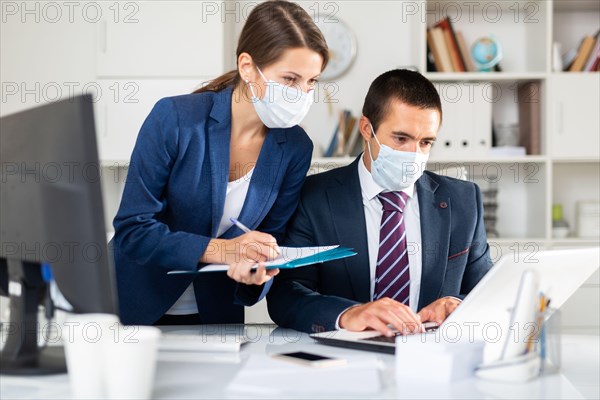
top-left (358, 115), bottom-right (374, 144)
top-left (238, 52), bottom-right (256, 83)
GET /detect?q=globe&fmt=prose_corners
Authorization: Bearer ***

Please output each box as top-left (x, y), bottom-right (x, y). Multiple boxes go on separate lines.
top-left (471, 36), bottom-right (502, 72)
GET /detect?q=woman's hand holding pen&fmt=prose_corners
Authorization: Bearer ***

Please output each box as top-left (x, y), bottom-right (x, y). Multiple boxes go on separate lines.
top-left (226, 231), bottom-right (281, 285)
top-left (201, 230), bottom-right (281, 285)
top-left (229, 230), bottom-right (281, 263)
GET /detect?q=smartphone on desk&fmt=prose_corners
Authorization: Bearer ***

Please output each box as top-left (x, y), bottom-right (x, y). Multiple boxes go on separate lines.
top-left (271, 351), bottom-right (347, 368)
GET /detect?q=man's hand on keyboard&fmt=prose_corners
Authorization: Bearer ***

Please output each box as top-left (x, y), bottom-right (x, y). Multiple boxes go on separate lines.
top-left (417, 297), bottom-right (461, 325)
top-left (339, 298), bottom-right (425, 337)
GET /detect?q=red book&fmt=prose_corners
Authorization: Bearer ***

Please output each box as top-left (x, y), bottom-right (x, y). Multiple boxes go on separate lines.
top-left (435, 17), bottom-right (466, 72)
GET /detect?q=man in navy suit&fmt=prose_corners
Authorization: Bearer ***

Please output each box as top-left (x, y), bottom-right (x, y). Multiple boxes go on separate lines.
top-left (267, 69), bottom-right (493, 336)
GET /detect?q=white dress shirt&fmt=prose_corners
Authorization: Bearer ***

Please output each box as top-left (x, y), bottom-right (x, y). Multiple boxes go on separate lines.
top-left (166, 168), bottom-right (254, 315)
top-left (334, 157), bottom-right (423, 328)
top-left (357, 156), bottom-right (423, 311)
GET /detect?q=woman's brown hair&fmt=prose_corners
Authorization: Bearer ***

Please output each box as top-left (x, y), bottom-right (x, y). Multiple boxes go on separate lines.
top-left (193, 0), bottom-right (328, 94)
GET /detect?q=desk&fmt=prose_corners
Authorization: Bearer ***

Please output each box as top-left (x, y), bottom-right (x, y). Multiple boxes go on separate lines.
top-left (1, 325), bottom-right (598, 399)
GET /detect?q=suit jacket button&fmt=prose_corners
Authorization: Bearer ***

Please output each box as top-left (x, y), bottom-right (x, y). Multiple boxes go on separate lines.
top-left (439, 202), bottom-right (448, 209)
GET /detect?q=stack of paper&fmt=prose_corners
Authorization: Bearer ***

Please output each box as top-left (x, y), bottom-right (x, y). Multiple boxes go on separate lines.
top-left (167, 246), bottom-right (357, 275)
top-left (227, 353), bottom-right (382, 396)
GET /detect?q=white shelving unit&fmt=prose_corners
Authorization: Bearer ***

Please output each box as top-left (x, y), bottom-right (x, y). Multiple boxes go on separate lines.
top-left (313, 0), bottom-right (599, 248)
top-left (308, 0), bottom-right (599, 333)
top-left (2, 0), bottom-right (596, 330)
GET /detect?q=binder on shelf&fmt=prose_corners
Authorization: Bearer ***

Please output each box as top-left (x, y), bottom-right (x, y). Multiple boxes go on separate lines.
top-left (433, 83), bottom-right (492, 159)
top-left (517, 82), bottom-right (542, 155)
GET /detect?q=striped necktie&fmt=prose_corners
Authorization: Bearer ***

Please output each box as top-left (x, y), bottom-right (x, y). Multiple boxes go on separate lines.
top-left (374, 191), bottom-right (410, 305)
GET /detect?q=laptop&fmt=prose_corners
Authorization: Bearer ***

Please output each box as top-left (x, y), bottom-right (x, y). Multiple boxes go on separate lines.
top-left (311, 247), bottom-right (600, 356)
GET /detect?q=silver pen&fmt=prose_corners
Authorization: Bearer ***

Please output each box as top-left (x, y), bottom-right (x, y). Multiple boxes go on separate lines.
top-left (230, 217), bottom-right (251, 233)
top-left (229, 218), bottom-right (281, 257)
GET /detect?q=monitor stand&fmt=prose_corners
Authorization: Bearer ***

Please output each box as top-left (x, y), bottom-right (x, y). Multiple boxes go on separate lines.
top-left (0, 259), bottom-right (66, 375)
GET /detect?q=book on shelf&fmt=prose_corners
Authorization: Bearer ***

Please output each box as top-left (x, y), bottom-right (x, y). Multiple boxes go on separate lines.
top-left (324, 110), bottom-right (355, 158)
top-left (455, 31), bottom-right (475, 72)
top-left (517, 81), bottom-right (541, 156)
top-left (335, 110), bottom-right (347, 157)
top-left (344, 114), bottom-right (357, 145)
top-left (590, 53), bottom-right (600, 72)
top-left (569, 35), bottom-right (596, 72)
top-left (427, 28), bottom-right (443, 72)
top-left (435, 17), bottom-right (467, 72)
top-left (344, 119), bottom-right (363, 157)
top-left (323, 120), bottom-right (339, 157)
top-left (562, 48), bottom-right (579, 71)
top-left (443, 29), bottom-right (462, 72)
top-left (583, 37), bottom-right (600, 71)
top-left (430, 27), bottom-right (453, 72)
top-left (426, 42), bottom-right (438, 72)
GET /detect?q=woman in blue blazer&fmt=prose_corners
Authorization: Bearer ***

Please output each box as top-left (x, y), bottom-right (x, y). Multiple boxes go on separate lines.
top-left (112, 1), bottom-right (328, 325)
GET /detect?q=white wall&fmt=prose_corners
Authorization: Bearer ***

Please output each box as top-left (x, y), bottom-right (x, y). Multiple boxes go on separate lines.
top-left (297, 1), bottom-right (422, 154)
top-left (1, 5), bottom-right (104, 324)
top-left (2, 1), bottom-right (596, 330)
top-left (1, 0), bottom-right (421, 227)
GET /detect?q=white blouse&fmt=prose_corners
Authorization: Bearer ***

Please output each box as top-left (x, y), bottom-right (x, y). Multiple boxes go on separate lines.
top-left (166, 168), bottom-right (254, 315)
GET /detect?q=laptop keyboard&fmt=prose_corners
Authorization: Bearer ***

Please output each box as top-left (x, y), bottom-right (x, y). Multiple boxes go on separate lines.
top-left (359, 324), bottom-right (440, 344)
top-left (360, 333), bottom-right (400, 344)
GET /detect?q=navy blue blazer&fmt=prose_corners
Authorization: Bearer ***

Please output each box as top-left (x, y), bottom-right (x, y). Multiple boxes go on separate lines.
top-left (112, 87), bottom-right (313, 325)
top-left (267, 156), bottom-right (493, 333)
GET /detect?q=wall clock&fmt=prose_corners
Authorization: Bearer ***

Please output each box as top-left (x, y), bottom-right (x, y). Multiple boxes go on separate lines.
top-left (314, 15), bottom-right (357, 80)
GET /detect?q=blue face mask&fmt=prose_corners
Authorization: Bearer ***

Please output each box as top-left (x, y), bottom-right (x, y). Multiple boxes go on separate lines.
top-left (367, 123), bottom-right (429, 191)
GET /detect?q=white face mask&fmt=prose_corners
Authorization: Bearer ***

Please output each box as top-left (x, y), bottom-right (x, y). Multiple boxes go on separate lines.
top-left (247, 66), bottom-right (314, 129)
top-left (367, 123), bottom-right (429, 191)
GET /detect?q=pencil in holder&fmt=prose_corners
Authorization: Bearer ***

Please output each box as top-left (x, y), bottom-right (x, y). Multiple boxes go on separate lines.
top-left (535, 307), bottom-right (561, 375)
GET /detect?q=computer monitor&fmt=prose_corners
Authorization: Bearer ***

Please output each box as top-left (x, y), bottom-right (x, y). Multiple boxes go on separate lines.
top-left (0, 95), bottom-right (119, 375)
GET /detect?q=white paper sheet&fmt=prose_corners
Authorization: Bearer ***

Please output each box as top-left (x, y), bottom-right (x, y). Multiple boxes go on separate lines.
top-left (184, 245), bottom-right (340, 273)
top-left (227, 353), bottom-right (382, 395)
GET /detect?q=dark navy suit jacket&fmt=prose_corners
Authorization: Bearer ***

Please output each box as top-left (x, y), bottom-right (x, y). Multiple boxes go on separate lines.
top-left (112, 87), bottom-right (313, 325)
top-left (267, 156), bottom-right (493, 333)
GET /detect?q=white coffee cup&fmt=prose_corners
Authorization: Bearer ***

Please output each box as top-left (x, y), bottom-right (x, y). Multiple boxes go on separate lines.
top-left (63, 313), bottom-right (120, 399)
top-left (104, 325), bottom-right (162, 399)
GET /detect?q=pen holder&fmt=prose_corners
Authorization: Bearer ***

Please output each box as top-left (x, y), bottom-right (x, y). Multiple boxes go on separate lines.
top-left (476, 307), bottom-right (561, 382)
top-left (537, 307), bottom-right (561, 375)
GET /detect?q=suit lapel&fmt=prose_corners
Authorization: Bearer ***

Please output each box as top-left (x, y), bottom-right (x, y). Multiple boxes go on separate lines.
top-left (326, 157), bottom-right (371, 302)
top-left (417, 173), bottom-right (451, 310)
top-left (207, 89), bottom-right (232, 237)
top-left (235, 130), bottom-right (284, 231)
top-left (206, 88), bottom-right (286, 238)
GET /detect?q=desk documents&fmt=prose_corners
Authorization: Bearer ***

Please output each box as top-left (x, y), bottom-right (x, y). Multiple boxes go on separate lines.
top-left (227, 353), bottom-right (382, 396)
top-left (167, 246), bottom-right (357, 274)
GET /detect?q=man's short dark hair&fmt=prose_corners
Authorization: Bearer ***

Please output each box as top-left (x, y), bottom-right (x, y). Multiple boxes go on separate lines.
top-left (362, 69), bottom-right (442, 133)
